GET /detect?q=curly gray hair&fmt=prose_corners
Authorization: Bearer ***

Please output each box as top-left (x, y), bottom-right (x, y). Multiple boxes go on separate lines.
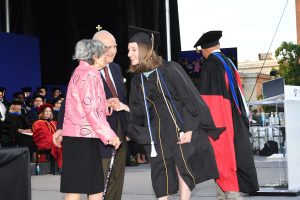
top-left (73, 39), bottom-right (106, 65)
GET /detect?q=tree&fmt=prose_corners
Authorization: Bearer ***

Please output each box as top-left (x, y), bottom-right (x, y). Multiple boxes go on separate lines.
top-left (274, 41), bottom-right (300, 85)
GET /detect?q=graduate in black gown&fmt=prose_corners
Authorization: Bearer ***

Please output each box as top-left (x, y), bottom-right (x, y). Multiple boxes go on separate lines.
top-left (111, 30), bottom-right (224, 199)
top-left (194, 31), bottom-right (259, 199)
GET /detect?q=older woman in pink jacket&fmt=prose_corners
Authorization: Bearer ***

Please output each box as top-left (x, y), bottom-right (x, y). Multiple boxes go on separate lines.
top-left (60, 39), bottom-right (121, 200)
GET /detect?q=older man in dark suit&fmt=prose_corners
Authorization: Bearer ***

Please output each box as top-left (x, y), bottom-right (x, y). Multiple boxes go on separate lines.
top-left (92, 30), bottom-right (128, 200)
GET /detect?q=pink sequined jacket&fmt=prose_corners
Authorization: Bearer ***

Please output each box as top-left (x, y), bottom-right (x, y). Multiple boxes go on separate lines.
top-left (63, 61), bottom-right (116, 144)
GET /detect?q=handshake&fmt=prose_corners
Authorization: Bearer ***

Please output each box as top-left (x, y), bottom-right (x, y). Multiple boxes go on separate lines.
top-left (107, 98), bottom-right (130, 112)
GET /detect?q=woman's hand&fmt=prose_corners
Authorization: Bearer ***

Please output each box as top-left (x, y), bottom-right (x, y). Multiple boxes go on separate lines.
top-left (107, 98), bottom-right (119, 107)
top-left (108, 136), bottom-right (121, 149)
top-left (177, 130), bottom-right (192, 144)
top-left (53, 129), bottom-right (63, 148)
top-left (114, 102), bottom-right (130, 112)
top-left (107, 98), bottom-right (130, 112)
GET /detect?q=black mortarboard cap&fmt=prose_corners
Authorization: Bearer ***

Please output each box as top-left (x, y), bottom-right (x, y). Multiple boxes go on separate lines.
top-left (21, 87), bottom-right (32, 92)
top-left (194, 30), bottom-right (222, 49)
top-left (11, 98), bottom-right (24, 105)
top-left (128, 26), bottom-right (160, 51)
top-left (0, 87), bottom-right (6, 92)
top-left (13, 91), bottom-right (25, 98)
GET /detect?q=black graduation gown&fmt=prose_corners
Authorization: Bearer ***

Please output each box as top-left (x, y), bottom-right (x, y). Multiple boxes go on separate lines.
top-left (196, 52), bottom-right (259, 193)
top-left (4, 113), bottom-right (36, 153)
top-left (127, 61), bottom-right (223, 198)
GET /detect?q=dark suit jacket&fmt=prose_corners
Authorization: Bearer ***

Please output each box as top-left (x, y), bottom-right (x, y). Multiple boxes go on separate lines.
top-left (57, 62), bottom-right (128, 158)
top-left (100, 63), bottom-right (128, 158)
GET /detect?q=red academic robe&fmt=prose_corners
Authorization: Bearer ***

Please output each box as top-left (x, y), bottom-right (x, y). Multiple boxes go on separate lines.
top-left (32, 120), bottom-right (62, 168)
top-left (197, 52), bottom-right (259, 193)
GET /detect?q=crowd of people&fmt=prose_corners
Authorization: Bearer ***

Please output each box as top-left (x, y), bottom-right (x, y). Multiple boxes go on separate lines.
top-left (0, 86), bottom-right (65, 165)
top-left (0, 29), bottom-right (259, 200)
top-left (177, 57), bottom-right (203, 80)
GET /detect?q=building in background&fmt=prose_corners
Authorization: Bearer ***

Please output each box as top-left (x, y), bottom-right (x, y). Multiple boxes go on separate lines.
top-left (238, 53), bottom-right (279, 102)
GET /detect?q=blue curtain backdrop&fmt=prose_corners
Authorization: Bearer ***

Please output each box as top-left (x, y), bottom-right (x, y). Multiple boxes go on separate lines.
top-left (0, 32), bottom-right (41, 100)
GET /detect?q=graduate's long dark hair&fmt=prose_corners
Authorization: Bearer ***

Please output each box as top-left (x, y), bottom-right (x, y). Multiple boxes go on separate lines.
top-left (128, 43), bottom-right (162, 73)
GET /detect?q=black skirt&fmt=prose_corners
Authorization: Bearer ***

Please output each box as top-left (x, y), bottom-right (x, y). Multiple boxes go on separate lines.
top-left (60, 136), bottom-right (104, 195)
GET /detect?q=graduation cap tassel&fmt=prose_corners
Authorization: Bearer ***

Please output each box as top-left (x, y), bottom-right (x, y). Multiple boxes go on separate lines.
top-left (150, 141), bottom-right (157, 157)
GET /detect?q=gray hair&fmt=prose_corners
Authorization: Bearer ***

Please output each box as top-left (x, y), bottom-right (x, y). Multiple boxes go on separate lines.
top-left (73, 39), bottom-right (106, 65)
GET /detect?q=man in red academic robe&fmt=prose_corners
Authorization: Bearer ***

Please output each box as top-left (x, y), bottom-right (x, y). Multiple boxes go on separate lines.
top-left (194, 31), bottom-right (259, 199)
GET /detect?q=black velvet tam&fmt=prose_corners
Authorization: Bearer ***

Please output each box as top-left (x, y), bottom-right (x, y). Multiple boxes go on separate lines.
top-left (194, 30), bottom-right (222, 49)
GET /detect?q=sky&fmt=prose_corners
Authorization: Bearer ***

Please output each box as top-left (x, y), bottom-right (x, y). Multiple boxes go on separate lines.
top-left (177, 0), bottom-right (297, 62)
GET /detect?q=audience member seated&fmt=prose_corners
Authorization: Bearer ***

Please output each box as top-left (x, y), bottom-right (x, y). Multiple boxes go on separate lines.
top-left (0, 90), bottom-right (7, 122)
top-left (47, 87), bottom-right (61, 104)
top-left (36, 86), bottom-right (48, 102)
top-left (14, 91), bottom-right (30, 115)
top-left (51, 98), bottom-right (63, 121)
top-left (1, 91), bottom-right (10, 146)
top-left (32, 104), bottom-right (62, 169)
top-left (25, 94), bottom-right (44, 123)
top-left (3, 99), bottom-right (36, 158)
top-left (0, 91), bottom-right (8, 146)
top-left (0, 86), bottom-right (10, 108)
top-left (251, 109), bottom-right (262, 126)
top-left (21, 87), bottom-right (33, 109)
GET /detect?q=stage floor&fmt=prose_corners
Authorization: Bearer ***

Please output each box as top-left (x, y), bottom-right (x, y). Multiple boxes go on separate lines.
top-left (31, 155), bottom-right (300, 200)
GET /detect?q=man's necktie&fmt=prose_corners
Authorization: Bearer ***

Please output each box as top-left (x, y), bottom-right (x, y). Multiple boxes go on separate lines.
top-left (104, 66), bottom-right (118, 97)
